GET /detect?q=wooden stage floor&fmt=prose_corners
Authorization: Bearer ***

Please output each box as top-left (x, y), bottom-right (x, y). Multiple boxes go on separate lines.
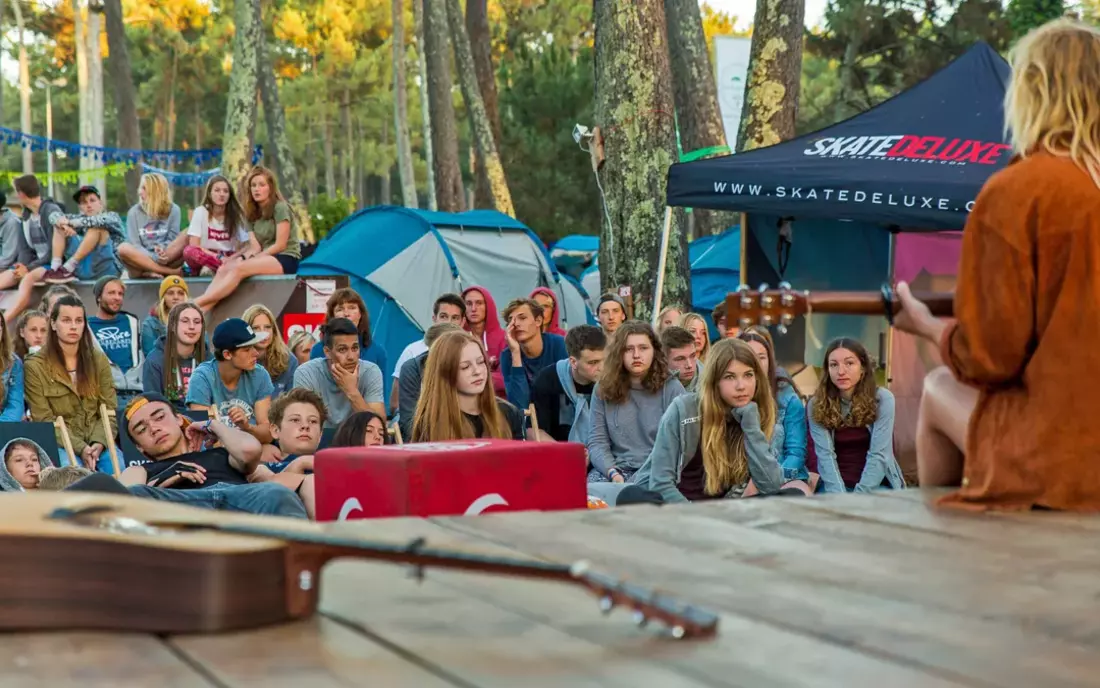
top-left (5, 488), bottom-right (1100, 687)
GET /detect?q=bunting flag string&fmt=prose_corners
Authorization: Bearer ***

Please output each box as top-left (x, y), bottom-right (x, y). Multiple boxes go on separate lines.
top-left (0, 126), bottom-right (263, 168)
top-left (141, 147), bottom-right (263, 188)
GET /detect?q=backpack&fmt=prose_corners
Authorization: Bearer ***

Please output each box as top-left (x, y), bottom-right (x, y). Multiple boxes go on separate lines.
top-left (555, 359), bottom-right (593, 445)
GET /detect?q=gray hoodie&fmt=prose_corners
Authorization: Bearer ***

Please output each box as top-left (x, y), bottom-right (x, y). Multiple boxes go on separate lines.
top-left (633, 393), bottom-right (784, 504)
top-left (0, 208), bottom-right (31, 270)
top-left (0, 438), bottom-right (55, 492)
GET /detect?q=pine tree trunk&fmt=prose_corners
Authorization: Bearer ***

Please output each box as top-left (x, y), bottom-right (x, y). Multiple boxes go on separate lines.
top-left (342, 86), bottom-right (354, 199)
top-left (322, 100), bottom-right (336, 196)
top-left (0, 0), bottom-right (5, 146)
top-left (381, 116), bottom-right (392, 205)
top-left (221, 0), bottom-right (261, 191)
top-left (446, 0), bottom-right (513, 216)
top-left (255, 0), bottom-right (312, 243)
top-left (665, 0), bottom-right (738, 236)
top-left (736, 0), bottom-right (805, 152)
top-left (413, 0), bottom-right (437, 210)
top-left (12, 0), bottom-right (32, 173)
top-left (465, 0), bottom-right (501, 208)
top-left (593, 0), bottom-right (690, 318)
top-left (103, 0), bottom-right (142, 202)
top-left (74, 0), bottom-right (91, 184)
top-left (165, 49), bottom-right (179, 170)
top-left (87, 4), bottom-right (106, 202)
top-left (423, 0), bottom-right (464, 211)
top-left (392, 0), bottom-right (418, 208)
top-left (305, 112), bottom-right (316, 201)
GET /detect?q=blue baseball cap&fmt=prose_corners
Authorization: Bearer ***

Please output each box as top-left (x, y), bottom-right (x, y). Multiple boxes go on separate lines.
top-left (212, 318), bottom-right (269, 350)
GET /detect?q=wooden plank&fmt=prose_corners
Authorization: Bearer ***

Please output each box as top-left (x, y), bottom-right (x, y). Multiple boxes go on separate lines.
top-left (169, 617), bottom-right (458, 688)
top-left (438, 506), bottom-right (1100, 688)
top-left (0, 633), bottom-right (211, 688)
top-left (313, 517), bottom-right (711, 688)
top-left (332, 516), bottom-right (967, 688)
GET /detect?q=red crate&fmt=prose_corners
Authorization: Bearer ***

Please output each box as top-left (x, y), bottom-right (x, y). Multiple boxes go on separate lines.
top-left (314, 440), bottom-right (587, 521)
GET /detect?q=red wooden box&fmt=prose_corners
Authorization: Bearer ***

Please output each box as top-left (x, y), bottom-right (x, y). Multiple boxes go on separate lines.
top-left (314, 439), bottom-right (588, 521)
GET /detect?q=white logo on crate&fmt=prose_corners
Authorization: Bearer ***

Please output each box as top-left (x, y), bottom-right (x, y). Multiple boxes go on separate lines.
top-left (337, 498), bottom-right (364, 521)
top-left (464, 493), bottom-right (509, 515)
top-left (380, 442), bottom-right (492, 452)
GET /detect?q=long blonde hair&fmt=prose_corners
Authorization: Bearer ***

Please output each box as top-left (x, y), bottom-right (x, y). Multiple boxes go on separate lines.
top-left (1006, 19), bottom-right (1100, 187)
top-left (242, 304), bottom-right (291, 380)
top-left (680, 312), bottom-right (711, 362)
top-left (412, 331), bottom-right (510, 442)
top-left (139, 173), bottom-right (173, 219)
top-left (698, 339), bottom-right (775, 496)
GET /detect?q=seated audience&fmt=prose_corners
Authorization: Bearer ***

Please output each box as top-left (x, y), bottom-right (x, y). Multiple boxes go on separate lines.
top-left (0, 176), bottom-right (64, 304)
top-left (636, 338), bottom-right (804, 504)
top-left (0, 438), bottom-right (54, 491)
top-left (88, 276), bottom-right (143, 409)
top-left (14, 309), bottom-right (47, 359)
top-left (193, 166), bottom-right (301, 312)
top-left (501, 297), bottom-right (568, 410)
top-left (41, 184), bottom-right (124, 285)
top-left (392, 293), bottom-right (466, 414)
top-left (117, 172), bottom-right (185, 278)
top-left (530, 287), bottom-right (566, 336)
top-left (38, 284), bottom-right (78, 317)
top-left (293, 317), bottom-right (384, 428)
top-left (663, 325), bottom-right (701, 392)
top-left (37, 465), bottom-right (93, 490)
top-left (141, 276), bottom-right (190, 357)
top-left (118, 392), bottom-right (307, 518)
top-left (142, 301), bottom-right (209, 409)
top-left (249, 388), bottom-right (325, 519)
top-left (308, 288), bottom-right (387, 375)
top-left (596, 294), bottom-right (627, 337)
top-left (711, 300), bottom-right (739, 339)
top-left (288, 330), bottom-right (316, 366)
top-left (186, 318), bottom-right (274, 444)
top-left (680, 313), bottom-right (711, 363)
top-left (739, 330), bottom-right (809, 485)
top-left (587, 321), bottom-right (685, 484)
top-left (0, 312), bottom-right (23, 421)
top-left (331, 410), bottom-right (388, 448)
top-left (24, 294), bottom-right (118, 471)
top-left (530, 324), bottom-right (605, 443)
top-left (657, 305), bottom-right (683, 332)
top-left (182, 174), bottom-right (250, 276)
top-left (0, 191), bottom-right (31, 273)
top-left (244, 304), bottom-right (298, 396)
top-left (412, 331), bottom-right (525, 442)
top-left (808, 338), bottom-right (905, 493)
top-left (397, 322), bottom-right (464, 441)
top-left (462, 285), bottom-right (507, 396)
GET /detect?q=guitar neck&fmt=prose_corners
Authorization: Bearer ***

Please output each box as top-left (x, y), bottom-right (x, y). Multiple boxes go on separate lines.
top-left (805, 290), bottom-right (955, 318)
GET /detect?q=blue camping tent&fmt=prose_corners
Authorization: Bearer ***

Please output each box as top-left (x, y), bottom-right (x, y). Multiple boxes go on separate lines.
top-left (299, 206), bottom-right (594, 384)
top-left (550, 235), bottom-right (600, 278)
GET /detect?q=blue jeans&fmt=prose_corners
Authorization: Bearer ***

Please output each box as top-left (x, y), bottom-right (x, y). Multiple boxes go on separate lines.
top-left (128, 482), bottom-right (309, 519)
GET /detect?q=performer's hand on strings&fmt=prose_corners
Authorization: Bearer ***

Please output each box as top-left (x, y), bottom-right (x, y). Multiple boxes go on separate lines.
top-left (893, 281), bottom-right (945, 343)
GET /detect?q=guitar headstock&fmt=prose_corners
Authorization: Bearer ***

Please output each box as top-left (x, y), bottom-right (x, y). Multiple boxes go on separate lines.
top-left (725, 282), bottom-right (809, 334)
top-left (570, 561), bottom-right (719, 639)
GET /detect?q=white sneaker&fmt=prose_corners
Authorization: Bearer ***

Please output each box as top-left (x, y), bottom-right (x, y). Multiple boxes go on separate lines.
top-left (200, 266), bottom-right (215, 277)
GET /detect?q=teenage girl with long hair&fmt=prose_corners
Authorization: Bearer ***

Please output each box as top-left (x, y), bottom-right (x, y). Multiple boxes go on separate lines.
top-left (0, 311), bottom-right (23, 422)
top-left (680, 312), bottom-right (711, 363)
top-left (23, 295), bottom-right (117, 470)
top-left (140, 275), bottom-right (190, 357)
top-left (738, 330), bottom-right (809, 487)
top-left (331, 410), bottom-right (388, 448)
top-left (586, 321), bottom-right (685, 485)
top-left (13, 309), bottom-right (47, 360)
top-left (141, 301), bottom-right (209, 409)
top-left (243, 303), bottom-right (298, 396)
top-left (411, 331), bottom-right (525, 442)
top-left (807, 338), bottom-right (904, 493)
top-left (194, 166), bottom-right (301, 313)
top-left (183, 174), bottom-right (250, 276)
top-left (635, 338), bottom-right (803, 503)
top-left (117, 172), bottom-right (185, 277)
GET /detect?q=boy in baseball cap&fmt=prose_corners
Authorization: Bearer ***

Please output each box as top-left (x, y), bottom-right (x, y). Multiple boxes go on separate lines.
top-left (42, 184), bottom-right (126, 285)
top-left (184, 318), bottom-right (276, 444)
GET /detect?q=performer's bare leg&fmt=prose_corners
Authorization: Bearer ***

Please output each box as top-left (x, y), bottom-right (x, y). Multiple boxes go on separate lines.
top-left (916, 366), bottom-right (979, 486)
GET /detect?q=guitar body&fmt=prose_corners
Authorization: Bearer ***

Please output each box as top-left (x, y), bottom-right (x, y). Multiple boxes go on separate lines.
top-left (0, 493), bottom-right (310, 634)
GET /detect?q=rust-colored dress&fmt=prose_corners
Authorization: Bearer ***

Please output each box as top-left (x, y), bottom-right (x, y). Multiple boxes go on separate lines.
top-left (939, 152), bottom-right (1100, 511)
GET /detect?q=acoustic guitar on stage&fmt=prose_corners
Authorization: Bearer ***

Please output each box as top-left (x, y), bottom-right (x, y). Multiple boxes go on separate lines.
top-left (723, 282), bottom-right (955, 333)
top-left (0, 493), bottom-right (720, 640)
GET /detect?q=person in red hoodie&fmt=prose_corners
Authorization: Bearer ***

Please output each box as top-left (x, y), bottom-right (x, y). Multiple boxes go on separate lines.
top-left (462, 286), bottom-right (507, 396)
top-left (530, 287), bottom-right (566, 337)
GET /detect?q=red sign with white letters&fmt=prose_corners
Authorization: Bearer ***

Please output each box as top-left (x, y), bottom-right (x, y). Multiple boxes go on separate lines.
top-left (281, 312), bottom-right (325, 344)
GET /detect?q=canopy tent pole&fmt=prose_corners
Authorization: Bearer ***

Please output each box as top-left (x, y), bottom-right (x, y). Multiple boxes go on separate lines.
top-left (739, 212), bottom-right (748, 285)
top-left (885, 229), bottom-right (898, 385)
top-left (651, 206), bottom-right (675, 327)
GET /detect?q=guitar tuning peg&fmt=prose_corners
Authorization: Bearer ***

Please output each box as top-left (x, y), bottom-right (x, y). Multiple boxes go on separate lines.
top-left (777, 324), bottom-right (788, 335)
top-left (738, 317), bottom-right (753, 330)
top-left (598, 596), bottom-right (614, 615)
top-left (670, 625), bottom-right (686, 639)
top-left (778, 281), bottom-right (792, 291)
top-left (757, 282), bottom-right (770, 294)
top-left (632, 610), bottom-right (648, 627)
